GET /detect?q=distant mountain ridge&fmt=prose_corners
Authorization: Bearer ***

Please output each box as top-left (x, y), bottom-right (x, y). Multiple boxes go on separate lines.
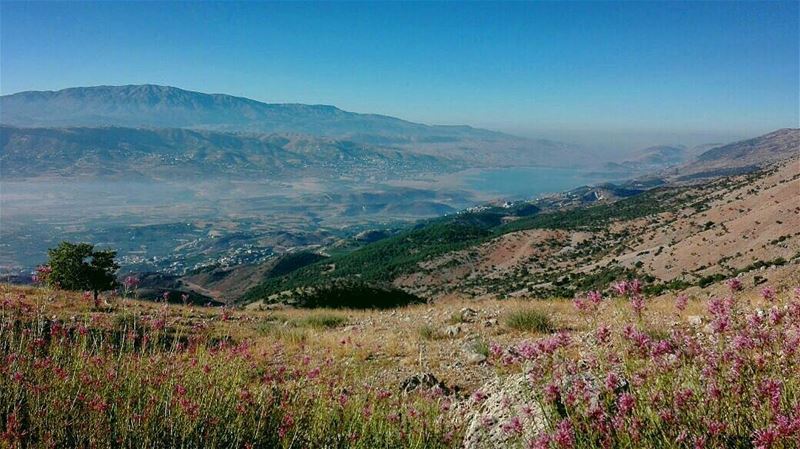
top-left (0, 84), bottom-right (509, 142)
top-left (605, 145), bottom-right (688, 173)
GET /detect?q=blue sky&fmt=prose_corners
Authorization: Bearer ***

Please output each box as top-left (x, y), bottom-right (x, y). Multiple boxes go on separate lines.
top-left (1, 1), bottom-right (797, 147)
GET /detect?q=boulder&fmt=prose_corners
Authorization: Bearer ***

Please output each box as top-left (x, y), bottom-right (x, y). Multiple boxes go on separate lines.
top-left (444, 324), bottom-right (462, 337)
top-left (460, 307), bottom-right (479, 322)
top-left (400, 372), bottom-right (454, 396)
top-left (462, 374), bottom-right (546, 449)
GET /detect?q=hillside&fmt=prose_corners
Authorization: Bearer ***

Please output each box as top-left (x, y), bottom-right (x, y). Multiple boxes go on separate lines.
top-left (239, 154), bottom-right (799, 304)
top-left (0, 125), bottom-right (455, 179)
top-left (670, 128), bottom-right (799, 180)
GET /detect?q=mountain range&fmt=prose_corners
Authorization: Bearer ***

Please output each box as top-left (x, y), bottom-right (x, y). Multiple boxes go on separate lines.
top-left (0, 84), bottom-right (583, 174)
top-left (0, 84), bottom-right (505, 142)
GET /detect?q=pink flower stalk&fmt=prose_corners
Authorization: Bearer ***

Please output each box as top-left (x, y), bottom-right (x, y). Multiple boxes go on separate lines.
top-left (471, 390), bottom-right (488, 403)
top-left (758, 379), bottom-right (782, 412)
top-left (612, 281), bottom-right (629, 296)
top-left (726, 277), bottom-right (743, 292)
top-left (629, 279), bottom-right (642, 294)
top-left (501, 416), bottom-right (523, 435)
top-left (618, 393), bottom-right (635, 415)
top-left (605, 372), bottom-right (620, 391)
top-left (553, 419), bottom-right (575, 448)
top-left (753, 426), bottom-right (779, 449)
top-left (675, 294), bottom-right (688, 312)
top-left (761, 286), bottom-right (776, 301)
top-left (596, 325), bottom-right (611, 344)
top-left (630, 295), bottom-right (645, 317)
top-left (586, 290), bottom-right (603, 304)
top-left (32, 265), bottom-right (52, 285)
top-left (544, 383), bottom-right (560, 403)
top-left (122, 276), bottom-right (139, 289)
top-left (529, 434), bottom-right (552, 449)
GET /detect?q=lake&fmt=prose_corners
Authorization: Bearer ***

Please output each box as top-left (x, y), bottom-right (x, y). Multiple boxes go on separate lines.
top-left (458, 166), bottom-right (615, 200)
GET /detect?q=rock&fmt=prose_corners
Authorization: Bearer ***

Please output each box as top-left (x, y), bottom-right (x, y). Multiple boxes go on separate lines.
top-left (460, 307), bottom-right (479, 322)
top-left (400, 373), bottom-right (453, 395)
top-left (484, 318), bottom-right (498, 327)
top-left (461, 374), bottom-right (545, 449)
top-left (444, 324), bottom-right (462, 337)
top-left (466, 352), bottom-right (487, 364)
top-left (687, 315), bottom-right (703, 326)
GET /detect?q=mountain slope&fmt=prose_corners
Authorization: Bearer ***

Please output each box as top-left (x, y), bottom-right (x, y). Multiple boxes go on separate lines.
top-left (0, 125), bottom-right (456, 179)
top-left (238, 153), bottom-right (799, 304)
top-left (672, 128), bottom-right (799, 180)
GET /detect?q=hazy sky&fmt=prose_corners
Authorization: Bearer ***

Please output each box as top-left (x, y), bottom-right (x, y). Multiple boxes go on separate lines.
top-left (1, 1), bottom-right (798, 147)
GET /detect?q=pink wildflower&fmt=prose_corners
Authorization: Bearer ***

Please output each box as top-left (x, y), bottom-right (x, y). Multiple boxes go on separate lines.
top-left (553, 419), bottom-right (575, 448)
top-left (726, 277), bottom-right (743, 292)
top-left (675, 294), bottom-right (688, 312)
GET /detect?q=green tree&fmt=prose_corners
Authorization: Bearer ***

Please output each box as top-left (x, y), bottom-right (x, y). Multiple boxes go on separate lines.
top-left (46, 242), bottom-right (119, 304)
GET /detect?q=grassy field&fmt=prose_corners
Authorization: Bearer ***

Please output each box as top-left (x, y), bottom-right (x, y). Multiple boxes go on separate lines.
top-left (2, 276), bottom-right (799, 448)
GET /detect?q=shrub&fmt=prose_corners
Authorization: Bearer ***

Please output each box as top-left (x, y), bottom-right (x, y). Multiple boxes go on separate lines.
top-left (301, 312), bottom-right (348, 329)
top-left (417, 324), bottom-right (442, 340)
top-left (504, 309), bottom-right (555, 333)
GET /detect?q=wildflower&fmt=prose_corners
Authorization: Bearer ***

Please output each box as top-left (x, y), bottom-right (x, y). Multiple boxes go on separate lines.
top-left (726, 277), bottom-right (743, 292)
top-left (675, 294), bottom-right (688, 312)
top-left (544, 383), bottom-right (560, 403)
top-left (758, 379), bottom-right (782, 412)
top-left (471, 389), bottom-right (488, 403)
top-left (752, 426), bottom-right (779, 449)
top-left (630, 294), bottom-right (645, 317)
top-left (501, 416), bottom-right (523, 435)
top-left (618, 393), bottom-right (635, 415)
top-left (32, 265), bottom-right (52, 285)
top-left (122, 275), bottom-right (139, 289)
top-left (706, 420), bottom-right (727, 436)
top-left (480, 415), bottom-right (496, 429)
top-left (761, 286), bottom-right (776, 301)
top-left (612, 281), bottom-right (629, 296)
top-left (586, 290), bottom-right (603, 305)
top-left (596, 325), bottom-right (611, 344)
top-left (604, 371), bottom-right (620, 391)
top-left (529, 434), bottom-right (552, 449)
top-left (376, 389), bottom-right (392, 400)
top-left (674, 388), bottom-right (693, 409)
top-left (175, 384), bottom-right (187, 396)
top-left (278, 413), bottom-right (294, 438)
top-left (553, 419), bottom-right (575, 448)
